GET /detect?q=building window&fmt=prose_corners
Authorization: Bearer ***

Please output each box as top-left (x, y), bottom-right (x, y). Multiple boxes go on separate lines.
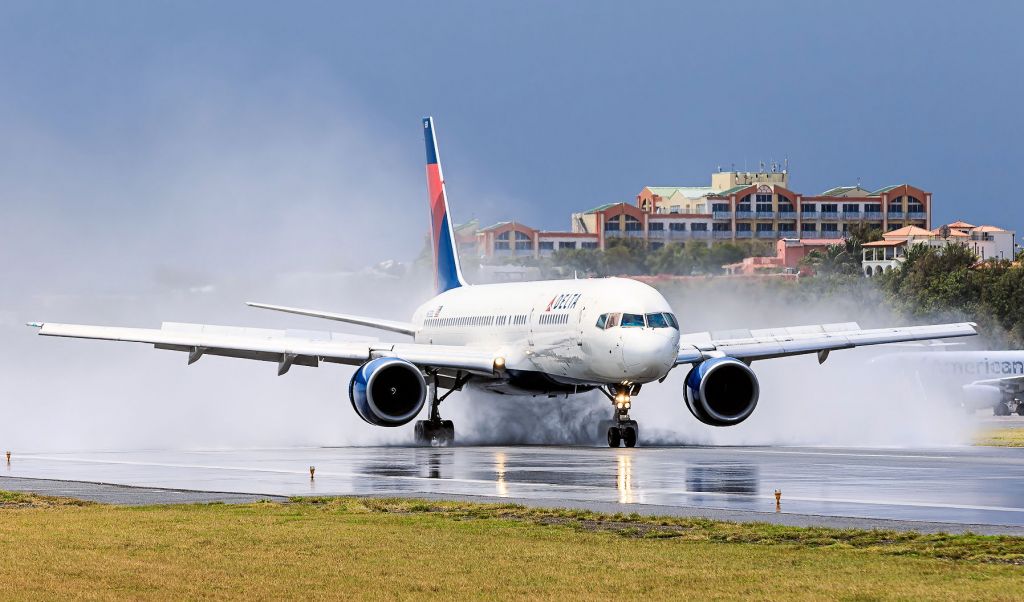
top-left (604, 219), bottom-right (620, 231)
top-left (736, 223), bottom-right (751, 232)
top-left (756, 202), bottom-right (773, 212)
top-left (670, 205), bottom-right (680, 214)
top-left (778, 196), bottom-right (794, 213)
top-left (669, 222), bottom-right (686, 231)
top-left (558, 241), bottom-right (576, 250)
top-left (756, 223), bottom-right (773, 232)
top-left (821, 204), bottom-right (838, 214)
top-left (755, 193), bottom-right (772, 204)
top-left (712, 203), bottom-right (730, 212)
top-left (690, 223), bottom-right (708, 231)
top-left (624, 215), bottom-right (642, 231)
top-left (713, 223), bottom-right (731, 232)
top-left (650, 242), bottom-right (663, 250)
top-left (649, 222), bottom-right (664, 231)
top-left (495, 231), bottom-right (510, 250)
top-left (843, 203), bottom-right (860, 213)
top-left (581, 241), bottom-right (598, 249)
top-left (907, 196), bottom-right (924, 213)
top-left (778, 223), bottom-right (795, 232)
top-left (801, 222), bottom-right (816, 232)
top-left (539, 241), bottom-right (554, 250)
top-left (865, 203), bottom-right (881, 213)
top-left (801, 203), bottom-right (816, 212)
top-left (514, 231), bottom-right (532, 250)
top-left (822, 223), bottom-right (838, 232)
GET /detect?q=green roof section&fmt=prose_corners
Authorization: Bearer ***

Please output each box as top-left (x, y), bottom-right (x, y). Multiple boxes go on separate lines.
top-left (645, 186), bottom-right (716, 198)
top-left (453, 218), bottom-right (479, 232)
top-left (871, 184), bottom-right (904, 195)
top-left (715, 184), bottom-right (751, 197)
top-left (479, 221), bottom-right (511, 232)
top-left (583, 202), bottom-right (622, 214)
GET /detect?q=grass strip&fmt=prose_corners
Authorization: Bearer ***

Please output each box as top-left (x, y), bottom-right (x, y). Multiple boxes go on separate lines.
top-left (0, 491), bottom-right (1022, 600)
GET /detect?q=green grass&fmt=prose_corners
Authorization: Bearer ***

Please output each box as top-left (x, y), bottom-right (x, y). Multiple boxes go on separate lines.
top-left (976, 427), bottom-right (1024, 447)
top-left (1, 492), bottom-right (1022, 600)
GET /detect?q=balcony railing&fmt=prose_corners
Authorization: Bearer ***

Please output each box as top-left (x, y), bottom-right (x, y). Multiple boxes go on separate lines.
top-left (735, 211), bottom-right (754, 219)
top-left (712, 231), bottom-right (733, 239)
top-left (888, 211), bottom-right (905, 219)
top-left (842, 211), bottom-right (861, 219)
top-left (735, 231), bottom-right (753, 238)
top-left (756, 230), bottom-right (777, 238)
top-left (648, 229), bottom-right (666, 237)
top-left (820, 212), bottom-right (840, 220)
top-left (755, 211), bottom-right (775, 219)
top-left (690, 230), bottom-right (710, 239)
top-left (801, 211), bottom-right (819, 219)
top-left (819, 230), bottom-right (843, 239)
top-left (665, 230), bottom-right (689, 239)
top-left (712, 211), bottom-right (732, 219)
top-left (908, 212), bottom-right (927, 219)
top-left (778, 212), bottom-right (796, 220)
top-left (863, 212), bottom-right (882, 220)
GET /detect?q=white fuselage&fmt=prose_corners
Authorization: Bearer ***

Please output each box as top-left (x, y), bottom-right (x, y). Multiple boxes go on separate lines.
top-left (410, 277), bottom-right (680, 393)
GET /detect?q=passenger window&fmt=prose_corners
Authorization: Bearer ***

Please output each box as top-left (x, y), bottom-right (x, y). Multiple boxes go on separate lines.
top-left (595, 314), bottom-right (607, 329)
top-left (646, 313), bottom-right (669, 328)
top-left (621, 313), bottom-right (645, 328)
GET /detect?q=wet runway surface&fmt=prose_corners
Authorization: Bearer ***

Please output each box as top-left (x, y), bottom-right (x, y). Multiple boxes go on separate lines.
top-left (3, 445), bottom-right (1024, 534)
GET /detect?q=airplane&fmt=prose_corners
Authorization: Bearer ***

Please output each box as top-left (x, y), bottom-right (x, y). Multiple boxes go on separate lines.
top-left (28, 117), bottom-right (979, 447)
top-left (872, 350), bottom-right (1024, 416)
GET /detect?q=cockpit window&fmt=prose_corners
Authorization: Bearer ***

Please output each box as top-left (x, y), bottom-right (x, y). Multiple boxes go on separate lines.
top-left (620, 313), bottom-right (645, 327)
top-left (595, 314), bottom-right (607, 329)
top-left (664, 313), bottom-right (679, 329)
top-left (605, 313), bottom-right (621, 328)
top-left (646, 313), bottom-right (669, 328)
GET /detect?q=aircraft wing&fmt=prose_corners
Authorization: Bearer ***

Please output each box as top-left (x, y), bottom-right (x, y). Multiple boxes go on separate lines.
top-left (28, 321), bottom-right (499, 376)
top-left (246, 302), bottom-right (417, 336)
top-left (676, 321), bottom-right (977, 364)
top-left (970, 375), bottom-right (1024, 388)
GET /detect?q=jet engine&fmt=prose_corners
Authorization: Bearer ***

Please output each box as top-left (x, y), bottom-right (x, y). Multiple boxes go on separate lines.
top-left (684, 357), bottom-right (759, 426)
top-left (962, 383), bottom-right (1002, 410)
top-left (349, 358), bottom-right (427, 426)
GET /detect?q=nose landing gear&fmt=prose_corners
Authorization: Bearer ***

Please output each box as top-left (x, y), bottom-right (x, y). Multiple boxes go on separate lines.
top-left (599, 384), bottom-right (640, 448)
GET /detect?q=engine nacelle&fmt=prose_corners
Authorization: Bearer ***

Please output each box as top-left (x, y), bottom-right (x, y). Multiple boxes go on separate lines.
top-left (349, 358), bottom-right (427, 427)
top-left (684, 357), bottom-right (759, 426)
top-left (962, 383), bottom-right (1002, 410)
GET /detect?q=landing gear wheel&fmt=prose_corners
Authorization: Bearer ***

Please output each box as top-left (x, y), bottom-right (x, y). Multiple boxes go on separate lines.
top-left (607, 427), bottom-right (621, 448)
top-left (622, 426), bottom-right (637, 448)
top-left (994, 402), bottom-right (1011, 416)
top-left (415, 420), bottom-right (455, 446)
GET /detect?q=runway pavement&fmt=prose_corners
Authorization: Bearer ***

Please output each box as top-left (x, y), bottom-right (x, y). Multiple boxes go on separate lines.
top-left (3, 443), bottom-right (1024, 534)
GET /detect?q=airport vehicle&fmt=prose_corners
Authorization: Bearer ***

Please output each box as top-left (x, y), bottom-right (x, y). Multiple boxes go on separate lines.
top-left (875, 350), bottom-right (1024, 416)
top-left (28, 118), bottom-right (978, 447)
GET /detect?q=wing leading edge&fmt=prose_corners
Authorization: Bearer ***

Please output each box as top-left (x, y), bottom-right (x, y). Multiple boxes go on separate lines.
top-left (676, 321), bottom-right (977, 365)
top-left (246, 302), bottom-right (417, 336)
top-left (31, 322), bottom-right (498, 376)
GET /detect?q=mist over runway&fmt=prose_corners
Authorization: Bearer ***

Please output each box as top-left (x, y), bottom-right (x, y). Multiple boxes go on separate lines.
top-left (4, 444), bottom-right (1023, 535)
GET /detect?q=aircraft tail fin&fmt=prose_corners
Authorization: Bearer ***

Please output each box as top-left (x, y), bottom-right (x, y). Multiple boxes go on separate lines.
top-left (423, 116), bottom-right (467, 294)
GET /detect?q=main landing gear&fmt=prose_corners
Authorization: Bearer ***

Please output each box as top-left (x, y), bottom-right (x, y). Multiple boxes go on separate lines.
top-left (994, 398), bottom-right (1024, 417)
top-left (599, 384), bottom-right (640, 448)
top-left (414, 372), bottom-right (469, 446)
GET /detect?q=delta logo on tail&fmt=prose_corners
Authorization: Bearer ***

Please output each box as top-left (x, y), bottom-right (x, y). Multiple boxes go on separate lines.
top-left (424, 117), bottom-right (466, 295)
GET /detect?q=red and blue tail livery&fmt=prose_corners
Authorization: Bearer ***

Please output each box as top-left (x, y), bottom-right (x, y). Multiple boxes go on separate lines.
top-left (424, 116), bottom-right (467, 294)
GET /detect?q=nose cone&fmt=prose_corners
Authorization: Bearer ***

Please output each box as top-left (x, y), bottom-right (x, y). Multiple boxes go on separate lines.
top-left (620, 328), bottom-right (678, 381)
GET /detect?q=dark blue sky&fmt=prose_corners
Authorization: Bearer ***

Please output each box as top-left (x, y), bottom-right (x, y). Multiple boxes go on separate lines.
top-left (2, 0), bottom-right (1022, 275)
